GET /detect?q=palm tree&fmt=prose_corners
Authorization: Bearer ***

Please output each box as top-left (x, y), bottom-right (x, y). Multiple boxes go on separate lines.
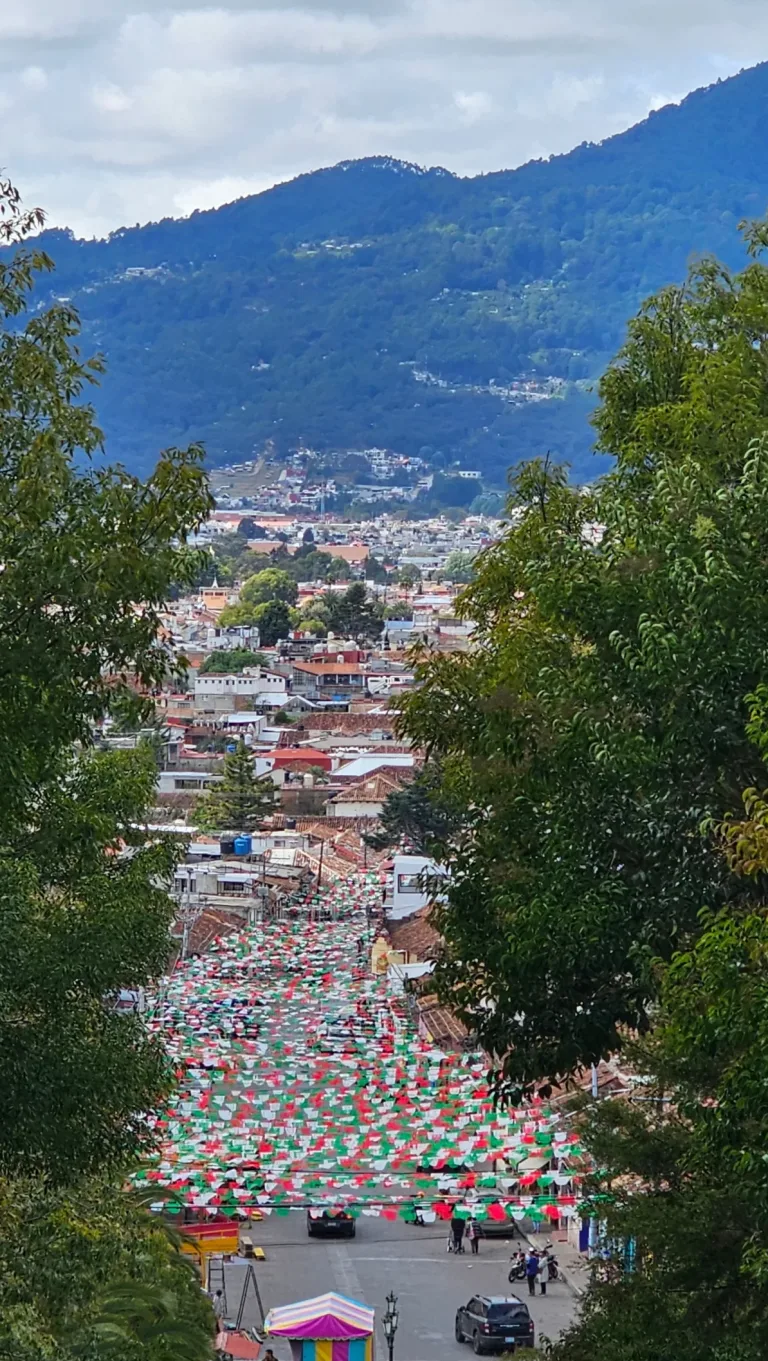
top-left (90, 1281), bottom-right (214, 1361)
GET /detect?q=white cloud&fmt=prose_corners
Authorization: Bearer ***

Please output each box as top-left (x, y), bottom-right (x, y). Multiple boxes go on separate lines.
top-left (454, 91), bottom-right (492, 124)
top-left (20, 65), bottom-right (49, 92)
top-left (92, 82), bottom-right (133, 114)
top-left (4, 0), bottom-right (768, 235)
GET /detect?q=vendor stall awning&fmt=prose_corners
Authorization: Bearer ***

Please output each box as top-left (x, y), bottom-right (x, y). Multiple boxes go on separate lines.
top-left (266, 1293), bottom-right (374, 1341)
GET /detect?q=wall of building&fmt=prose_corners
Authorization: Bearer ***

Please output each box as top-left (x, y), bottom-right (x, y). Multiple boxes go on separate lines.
top-left (329, 800), bottom-right (384, 819)
top-left (194, 670), bottom-right (287, 698)
top-left (390, 854), bottom-right (439, 920)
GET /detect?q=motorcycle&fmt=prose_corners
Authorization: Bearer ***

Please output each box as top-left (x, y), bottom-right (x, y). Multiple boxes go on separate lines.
top-left (508, 1252), bottom-right (527, 1283)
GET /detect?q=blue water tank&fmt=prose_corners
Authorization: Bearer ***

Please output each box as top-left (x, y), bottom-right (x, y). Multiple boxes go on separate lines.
top-left (233, 835), bottom-right (252, 856)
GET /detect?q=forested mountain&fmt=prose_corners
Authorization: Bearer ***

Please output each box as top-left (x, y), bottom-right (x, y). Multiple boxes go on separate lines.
top-left (30, 61), bottom-right (768, 479)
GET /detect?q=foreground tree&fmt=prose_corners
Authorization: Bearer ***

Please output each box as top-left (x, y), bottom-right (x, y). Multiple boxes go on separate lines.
top-left (399, 221), bottom-right (768, 1097)
top-left (0, 180), bottom-right (214, 1357)
top-left (556, 891), bottom-right (768, 1361)
top-left (0, 183), bottom-right (212, 1174)
top-left (193, 739), bottom-right (277, 833)
top-left (0, 1179), bottom-right (213, 1361)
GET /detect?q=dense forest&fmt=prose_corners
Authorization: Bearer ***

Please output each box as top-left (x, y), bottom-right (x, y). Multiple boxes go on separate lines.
top-left (26, 61), bottom-right (768, 480)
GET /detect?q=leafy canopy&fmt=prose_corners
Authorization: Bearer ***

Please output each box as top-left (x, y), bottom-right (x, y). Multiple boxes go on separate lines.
top-left (198, 648), bottom-right (265, 674)
top-left (556, 892), bottom-right (768, 1361)
top-left (240, 567), bottom-right (298, 606)
top-left (0, 1178), bottom-right (213, 1361)
top-left (399, 219), bottom-right (768, 1097)
top-left (0, 182), bottom-right (212, 1179)
top-left (0, 179), bottom-right (215, 1361)
top-left (322, 583), bottom-right (384, 642)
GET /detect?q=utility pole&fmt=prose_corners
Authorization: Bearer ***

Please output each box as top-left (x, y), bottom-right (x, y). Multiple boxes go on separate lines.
top-left (588, 1063), bottom-right (599, 1257)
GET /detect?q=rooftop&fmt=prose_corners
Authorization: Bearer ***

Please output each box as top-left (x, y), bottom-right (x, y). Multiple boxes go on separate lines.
top-left (335, 754), bottom-right (415, 779)
top-left (388, 905), bottom-right (441, 959)
top-left (330, 772), bottom-right (404, 803)
top-left (293, 662), bottom-right (367, 676)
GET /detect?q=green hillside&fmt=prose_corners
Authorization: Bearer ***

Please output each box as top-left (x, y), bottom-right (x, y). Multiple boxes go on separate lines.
top-left (29, 62), bottom-right (768, 480)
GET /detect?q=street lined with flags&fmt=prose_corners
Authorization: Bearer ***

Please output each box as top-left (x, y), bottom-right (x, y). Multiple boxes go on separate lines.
top-left (137, 874), bottom-right (584, 1228)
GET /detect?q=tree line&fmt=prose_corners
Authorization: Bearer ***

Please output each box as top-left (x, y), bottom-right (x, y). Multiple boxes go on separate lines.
top-left (0, 180), bottom-right (216, 1361)
top-left (392, 217), bottom-right (768, 1360)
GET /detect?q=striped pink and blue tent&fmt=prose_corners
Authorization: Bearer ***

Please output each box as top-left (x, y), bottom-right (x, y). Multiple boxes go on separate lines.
top-left (265, 1292), bottom-right (374, 1361)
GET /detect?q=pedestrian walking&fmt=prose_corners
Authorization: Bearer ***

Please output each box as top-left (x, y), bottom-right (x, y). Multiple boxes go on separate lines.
top-left (451, 1215), bottom-right (466, 1254)
top-left (525, 1250), bottom-right (540, 1296)
top-left (467, 1218), bottom-right (480, 1254)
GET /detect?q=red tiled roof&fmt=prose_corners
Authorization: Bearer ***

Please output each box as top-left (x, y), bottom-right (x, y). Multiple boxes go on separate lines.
top-left (417, 994), bottom-right (469, 1044)
top-left (389, 905), bottom-right (442, 960)
top-left (271, 747), bottom-right (333, 769)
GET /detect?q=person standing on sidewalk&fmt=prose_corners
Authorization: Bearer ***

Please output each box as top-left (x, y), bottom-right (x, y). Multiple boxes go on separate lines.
top-left (525, 1250), bottom-right (539, 1296)
top-left (467, 1218), bottom-right (480, 1254)
top-left (538, 1251), bottom-right (548, 1295)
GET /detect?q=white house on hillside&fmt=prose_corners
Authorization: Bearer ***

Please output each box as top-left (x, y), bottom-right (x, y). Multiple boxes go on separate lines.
top-left (194, 668), bottom-right (287, 715)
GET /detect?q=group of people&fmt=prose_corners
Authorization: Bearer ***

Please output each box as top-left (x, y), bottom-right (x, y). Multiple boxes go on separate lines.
top-left (510, 1246), bottom-right (558, 1296)
top-left (448, 1214), bottom-right (481, 1254)
top-left (447, 1219), bottom-right (561, 1295)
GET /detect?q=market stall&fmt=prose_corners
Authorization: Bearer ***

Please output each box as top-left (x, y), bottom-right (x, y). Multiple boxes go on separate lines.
top-left (265, 1292), bottom-right (375, 1361)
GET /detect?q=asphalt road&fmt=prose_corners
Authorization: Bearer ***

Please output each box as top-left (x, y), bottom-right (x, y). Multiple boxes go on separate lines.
top-left (221, 1216), bottom-right (577, 1361)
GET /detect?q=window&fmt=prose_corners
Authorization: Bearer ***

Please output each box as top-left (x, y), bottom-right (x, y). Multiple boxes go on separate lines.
top-left (397, 873), bottom-right (423, 894)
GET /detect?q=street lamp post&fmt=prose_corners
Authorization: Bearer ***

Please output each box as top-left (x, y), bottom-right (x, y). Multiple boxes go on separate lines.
top-left (382, 1290), bottom-right (399, 1361)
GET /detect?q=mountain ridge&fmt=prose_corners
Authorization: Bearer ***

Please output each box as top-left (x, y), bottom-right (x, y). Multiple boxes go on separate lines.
top-left (26, 60), bottom-right (768, 480)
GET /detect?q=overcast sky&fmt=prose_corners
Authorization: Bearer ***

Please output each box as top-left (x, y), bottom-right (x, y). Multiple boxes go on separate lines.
top-left (3, 0), bottom-right (766, 238)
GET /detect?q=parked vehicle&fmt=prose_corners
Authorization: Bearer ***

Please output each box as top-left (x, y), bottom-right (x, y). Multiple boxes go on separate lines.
top-left (306, 1208), bottom-right (356, 1239)
top-left (477, 1216), bottom-right (518, 1240)
top-left (508, 1251), bottom-right (526, 1283)
top-left (455, 1296), bottom-right (535, 1354)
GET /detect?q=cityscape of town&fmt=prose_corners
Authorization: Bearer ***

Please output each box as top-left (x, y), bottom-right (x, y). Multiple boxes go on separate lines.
top-left (5, 26), bottom-right (768, 1361)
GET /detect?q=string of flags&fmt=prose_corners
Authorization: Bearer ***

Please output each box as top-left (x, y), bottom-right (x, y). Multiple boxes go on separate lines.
top-left (136, 874), bottom-right (586, 1223)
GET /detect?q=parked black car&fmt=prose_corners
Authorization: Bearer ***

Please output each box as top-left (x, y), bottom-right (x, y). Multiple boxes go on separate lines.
top-left (455, 1296), bottom-right (535, 1354)
top-left (307, 1208), bottom-right (356, 1238)
top-left (476, 1216), bottom-right (519, 1240)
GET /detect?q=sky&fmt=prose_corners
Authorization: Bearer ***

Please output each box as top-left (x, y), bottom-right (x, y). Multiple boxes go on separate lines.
top-left (3, 0), bottom-right (768, 239)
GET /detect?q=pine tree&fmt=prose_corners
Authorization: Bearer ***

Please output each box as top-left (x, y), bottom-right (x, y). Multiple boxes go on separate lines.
top-left (193, 740), bottom-right (277, 833)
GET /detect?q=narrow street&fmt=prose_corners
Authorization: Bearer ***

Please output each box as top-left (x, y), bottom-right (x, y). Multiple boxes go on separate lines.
top-left (143, 874), bottom-right (580, 1356)
top-left (222, 1215), bottom-right (577, 1360)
